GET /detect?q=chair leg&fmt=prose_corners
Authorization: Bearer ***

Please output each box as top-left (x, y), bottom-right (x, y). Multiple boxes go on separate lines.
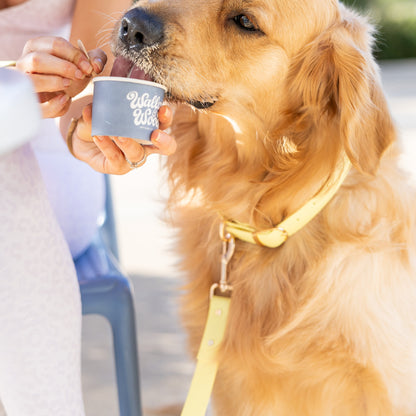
top-left (81, 278), bottom-right (143, 416)
top-left (109, 291), bottom-right (143, 416)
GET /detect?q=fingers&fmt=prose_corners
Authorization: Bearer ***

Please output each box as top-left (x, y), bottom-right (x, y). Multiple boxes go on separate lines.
top-left (76, 104), bottom-right (93, 141)
top-left (40, 93), bottom-right (72, 118)
top-left (21, 36), bottom-right (93, 76)
top-left (113, 137), bottom-right (147, 166)
top-left (69, 102), bottom-right (176, 174)
top-left (29, 73), bottom-right (73, 93)
top-left (158, 105), bottom-right (173, 130)
top-left (150, 130), bottom-right (177, 155)
top-left (113, 129), bottom-right (177, 161)
top-left (92, 136), bottom-right (132, 174)
top-left (80, 103), bottom-right (176, 158)
top-left (150, 105), bottom-right (176, 154)
top-left (16, 37), bottom-right (95, 101)
top-left (74, 108), bottom-right (144, 174)
top-left (71, 125), bottom-right (131, 175)
top-left (17, 52), bottom-right (86, 83)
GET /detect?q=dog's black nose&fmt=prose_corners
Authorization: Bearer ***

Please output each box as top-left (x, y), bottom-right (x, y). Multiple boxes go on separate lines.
top-left (120, 8), bottom-right (164, 50)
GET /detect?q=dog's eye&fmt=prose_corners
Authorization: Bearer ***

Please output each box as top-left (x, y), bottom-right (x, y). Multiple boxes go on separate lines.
top-left (233, 14), bottom-right (258, 31)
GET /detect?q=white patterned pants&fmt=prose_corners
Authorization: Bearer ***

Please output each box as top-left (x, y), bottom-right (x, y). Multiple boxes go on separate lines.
top-left (0, 145), bottom-right (85, 416)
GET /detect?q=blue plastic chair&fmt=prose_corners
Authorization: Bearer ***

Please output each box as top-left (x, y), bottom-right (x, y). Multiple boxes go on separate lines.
top-left (74, 175), bottom-right (143, 416)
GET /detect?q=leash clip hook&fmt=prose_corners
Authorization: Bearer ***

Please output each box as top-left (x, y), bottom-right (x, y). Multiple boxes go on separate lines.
top-left (211, 222), bottom-right (235, 297)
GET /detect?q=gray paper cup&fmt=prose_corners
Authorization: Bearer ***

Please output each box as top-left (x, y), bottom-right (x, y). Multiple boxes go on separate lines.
top-left (91, 77), bottom-right (167, 144)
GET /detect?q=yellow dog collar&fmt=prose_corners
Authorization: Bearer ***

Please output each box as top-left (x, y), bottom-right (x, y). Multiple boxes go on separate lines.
top-left (224, 155), bottom-right (351, 247)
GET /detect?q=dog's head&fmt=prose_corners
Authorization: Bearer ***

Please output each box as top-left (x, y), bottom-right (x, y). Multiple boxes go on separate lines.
top-left (112, 0), bottom-right (394, 174)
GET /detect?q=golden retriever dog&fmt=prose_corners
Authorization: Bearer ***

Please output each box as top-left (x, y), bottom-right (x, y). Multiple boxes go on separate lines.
top-left (112, 0), bottom-right (416, 414)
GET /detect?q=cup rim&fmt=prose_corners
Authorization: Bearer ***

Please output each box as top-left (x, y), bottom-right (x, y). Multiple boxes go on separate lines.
top-left (93, 76), bottom-right (167, 92)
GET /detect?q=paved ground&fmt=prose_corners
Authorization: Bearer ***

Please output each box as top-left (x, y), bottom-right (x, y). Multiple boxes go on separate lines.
top-left (81, 59), bottom-right (416, 415)
top-left (81, 276), bottom-right (191, 416)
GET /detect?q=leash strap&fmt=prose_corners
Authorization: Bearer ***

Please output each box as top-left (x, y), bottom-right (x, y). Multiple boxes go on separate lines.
top-left (224, 156), bottom-right (351, 247)
top-left (181, 294), bottom-right (231, 416)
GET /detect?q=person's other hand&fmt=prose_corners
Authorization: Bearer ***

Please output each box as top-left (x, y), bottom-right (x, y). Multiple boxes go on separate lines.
top-left (16, 37), bottom-right (107, 118)
top-left (69, 104), bottom-right (176, 174)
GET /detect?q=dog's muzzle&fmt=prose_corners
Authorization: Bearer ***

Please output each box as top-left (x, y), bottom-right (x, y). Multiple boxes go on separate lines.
top-left (117, 7), bottom-right (217, 110)
top-left (119, 8), bottom-right (164, 51)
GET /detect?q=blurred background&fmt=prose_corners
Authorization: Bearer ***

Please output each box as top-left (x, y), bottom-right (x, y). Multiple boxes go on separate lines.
top-left (342, 0), bottom-right (416, 60)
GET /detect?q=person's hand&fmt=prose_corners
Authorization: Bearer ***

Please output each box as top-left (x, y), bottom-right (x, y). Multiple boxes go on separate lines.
top-left (69, 104), bottom-right (177, 174)
top-left (16, 36), bottom-right (107, 118)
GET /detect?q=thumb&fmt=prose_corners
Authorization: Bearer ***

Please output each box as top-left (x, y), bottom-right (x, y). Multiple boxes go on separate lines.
top-left (76, 104), bottom-right (94, 141)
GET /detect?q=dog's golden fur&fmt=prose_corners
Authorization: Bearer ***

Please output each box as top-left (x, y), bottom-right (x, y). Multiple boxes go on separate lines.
top-left (116, 1), bottom-right (416, 414)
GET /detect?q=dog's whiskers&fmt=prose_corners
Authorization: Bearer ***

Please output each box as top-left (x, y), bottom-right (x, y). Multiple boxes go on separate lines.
top-left (96, 27), bottom-right (114, 37)
top-left (95, 10), bottom-right (125, 23)
top-left (96, 38), bottom-right (112, 50)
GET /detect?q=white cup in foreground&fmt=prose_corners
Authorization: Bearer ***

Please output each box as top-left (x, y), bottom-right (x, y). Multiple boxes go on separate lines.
top-left (92, 76), bottom-right (167, 145)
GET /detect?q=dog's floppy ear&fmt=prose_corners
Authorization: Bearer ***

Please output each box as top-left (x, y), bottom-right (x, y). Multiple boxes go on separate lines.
top-left (281, 21), bottom-right (395, 174)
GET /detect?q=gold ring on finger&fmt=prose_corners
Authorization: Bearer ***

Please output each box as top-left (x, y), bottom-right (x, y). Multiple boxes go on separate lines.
top-left (125, 150), bottom-right (147, 169)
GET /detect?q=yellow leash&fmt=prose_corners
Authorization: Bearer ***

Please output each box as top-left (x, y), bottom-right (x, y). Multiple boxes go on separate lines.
top-left (181, 229), bottom-right (234, 416)
top-left (180, 294), bottom-right (231, 415)
top-left (181, 157), bottom-right (351, 415)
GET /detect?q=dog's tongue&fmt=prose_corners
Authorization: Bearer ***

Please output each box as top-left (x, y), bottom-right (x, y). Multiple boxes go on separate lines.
top-left (110, 56), bottom-right (153, 81)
